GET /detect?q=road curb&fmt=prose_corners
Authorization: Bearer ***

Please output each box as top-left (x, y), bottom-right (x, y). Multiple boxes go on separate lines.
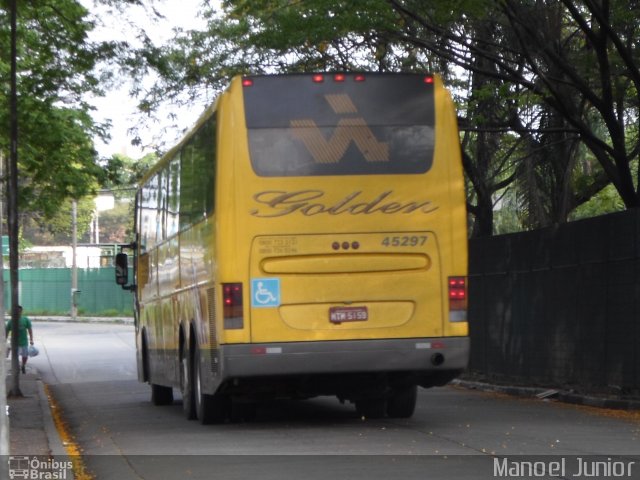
top-left (556, 391), bottom-right (640, 410)
top-left (30, 316), bottom-right (133, 325)
top-left (453, 379), bottom-right (640, 410)
top-left (36, 380), bottom-right (70, 460)
top-left (38, 377), bottom-right (93, 479)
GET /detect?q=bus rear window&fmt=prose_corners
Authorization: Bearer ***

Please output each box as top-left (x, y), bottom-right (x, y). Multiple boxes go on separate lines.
top-left (243, 74), bottom-right (435, 177)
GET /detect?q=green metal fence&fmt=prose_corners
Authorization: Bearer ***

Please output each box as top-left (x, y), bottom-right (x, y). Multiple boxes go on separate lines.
top-left (3, 267), bottom-right (134, 316)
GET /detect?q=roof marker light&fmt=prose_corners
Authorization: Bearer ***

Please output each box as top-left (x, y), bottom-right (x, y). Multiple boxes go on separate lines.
top-left (424, 75), bottom-right (434, 84)
top-left (242, 78), bottom-right (253, 87)
top-left (312, 74), bottom-right (325, 83)
top-left (354, 74), bottom-right (366, 82)
top-left (334, 73), bottom-right (346, 82)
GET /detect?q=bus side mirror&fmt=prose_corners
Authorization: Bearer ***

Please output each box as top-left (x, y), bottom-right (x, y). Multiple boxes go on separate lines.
top-left (115, 253), bottom-right (129, 286)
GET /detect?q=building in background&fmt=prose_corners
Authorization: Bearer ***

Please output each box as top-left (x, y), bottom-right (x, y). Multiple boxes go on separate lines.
top-left (20, 245), bottom-right (119, 269)
top-left (91, 190), bottom-right (116, 244)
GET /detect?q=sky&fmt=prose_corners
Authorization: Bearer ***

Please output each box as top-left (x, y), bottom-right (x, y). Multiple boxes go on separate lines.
top-left (82, 0), bottom-right (210, 158)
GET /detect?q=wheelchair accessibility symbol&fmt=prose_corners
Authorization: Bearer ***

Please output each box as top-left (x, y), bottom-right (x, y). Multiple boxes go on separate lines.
top-left (251, 278), bottom-right (281, 308)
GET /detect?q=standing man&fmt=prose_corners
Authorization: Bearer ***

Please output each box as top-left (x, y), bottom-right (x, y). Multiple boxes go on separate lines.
top-left (5, 306), bottom-right (33, 374)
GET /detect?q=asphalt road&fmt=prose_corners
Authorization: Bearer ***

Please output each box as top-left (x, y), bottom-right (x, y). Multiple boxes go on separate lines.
top-left (30, 321), bottom-right (640, 480)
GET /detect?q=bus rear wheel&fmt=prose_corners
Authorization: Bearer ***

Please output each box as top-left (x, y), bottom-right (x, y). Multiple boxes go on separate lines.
top-left (181, 346), bottom-right (196, 420)
top-left (194, 345), bottom-right (229, 425)
top-left (151, 383), bottom-right (174, 406)
top-left (355, 397), bottom-right (387, 419)
top-left (386, 385), bottom-right (418, 418)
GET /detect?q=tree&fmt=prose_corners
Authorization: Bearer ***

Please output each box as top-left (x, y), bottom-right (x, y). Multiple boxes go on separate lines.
top-left (0, 0), bottom-right (133, 395)
top-left (103, 152), bottom-right (158, 190)
top-left (0, 0), bottom-right (130, 216)
top-left (21, 197), bottom-right (95, 245)
top-left (97, 201), bottom-right (134, 243)
top-left (125, 0), bottom-right (414, 113)
top-left (460, 13), bottom-right (521, 237)
top-left (129, 0), bottom-right (639, 235)
top-left (20, 151), bottom-right (158, 245)
top-left (386, 0), bottom-right (640, 208)
top-left (100, 152), bottom-right (158, 243)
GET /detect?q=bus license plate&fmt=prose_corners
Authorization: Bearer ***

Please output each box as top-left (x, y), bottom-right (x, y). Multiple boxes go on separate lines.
top-left (329, 306), bottom-right (368, 324)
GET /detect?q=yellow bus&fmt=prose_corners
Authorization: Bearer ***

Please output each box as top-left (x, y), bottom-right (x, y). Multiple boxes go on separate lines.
top-left (116, 73), bottom-right (469, 424)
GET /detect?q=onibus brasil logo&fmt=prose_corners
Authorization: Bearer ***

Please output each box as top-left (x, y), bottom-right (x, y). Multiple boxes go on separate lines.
top-left (8, 456), bottom-right (73, 480)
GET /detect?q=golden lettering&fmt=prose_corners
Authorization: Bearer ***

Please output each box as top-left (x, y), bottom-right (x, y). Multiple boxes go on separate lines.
top-left (250, 190), bottom-right (438, 218)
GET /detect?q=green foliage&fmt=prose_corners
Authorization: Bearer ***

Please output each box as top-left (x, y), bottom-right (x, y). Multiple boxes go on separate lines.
top-left (103, 153), bottom-right (158, 189)
top-left (97, 201), bottom-right (134, 243)
top-left (98, 152), bottom-right (157, 244)
top-left (128, 0), bottom-right (448, 113)
top-left (21, 197), bottom-right (95, 245)
top-left (0, 1), bottom-right (125, 221)
top-left (17, 106), bottom-right (103, 218)
top-left (493, 201), bottom-right (524, 236)
top-left (570, 158), bottom-right (637, 220)
top-left (124, 0), bottom-right (640, 236)
top-left (569, 184), bottom-right (625, 221)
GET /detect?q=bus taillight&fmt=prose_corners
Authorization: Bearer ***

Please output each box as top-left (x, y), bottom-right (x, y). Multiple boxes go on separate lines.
top-left (448, 276), bottom-right (467, 322)
top-left (223, 283), bottom-right (244, 329)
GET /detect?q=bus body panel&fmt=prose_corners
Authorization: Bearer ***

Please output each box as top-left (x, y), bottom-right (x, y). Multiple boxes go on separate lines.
top-left (221, 337), bottom-right (469, 381)
top-left (130, 73), bottom-right (469, 411)
top-left (248, 232), bottom-right (443, 343)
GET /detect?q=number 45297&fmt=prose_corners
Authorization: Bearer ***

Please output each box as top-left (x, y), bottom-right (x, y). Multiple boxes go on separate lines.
top-left (381, 236), bottom-right (427, 247)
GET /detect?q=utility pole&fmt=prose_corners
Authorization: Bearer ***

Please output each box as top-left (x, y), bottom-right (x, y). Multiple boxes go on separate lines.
top-left (94, 208), bottom-right (99, 244)
top-left (0, 152), bottom-right (8, 475)
top-left (71, 200), bottom-right (78, 321)
top-left (8, 0), bottom-right (21, 398)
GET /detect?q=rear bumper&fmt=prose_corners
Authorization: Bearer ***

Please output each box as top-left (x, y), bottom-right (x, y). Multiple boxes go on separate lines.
top-left (220, 337), bottom-right (469, 378)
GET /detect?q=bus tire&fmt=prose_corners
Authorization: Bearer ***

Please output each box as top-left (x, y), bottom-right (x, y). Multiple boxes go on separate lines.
top-left (355, 397), bottom-right (387, 419)
top-left (181, 345), bottom-right (196, 420)
top-left (141, 332), bottom-right (150, 383)
top-left (194, 345), bottom-right (228, 425)
top-left (231, 402), bottom-right (257, 423)
top-left (386, 385), bottom-right (418, 418)
top-left (151, 383), bottom-right (174, 406)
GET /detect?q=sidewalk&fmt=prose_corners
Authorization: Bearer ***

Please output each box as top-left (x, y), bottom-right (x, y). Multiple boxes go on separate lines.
top-left (30, 316), bottom-right (133, 324)
top-left (4, 316), bottom-right (132, 459)
top-left (5, 362), bottom-right (66, 457)
top-left (454, 378), bottom-right (640, 410)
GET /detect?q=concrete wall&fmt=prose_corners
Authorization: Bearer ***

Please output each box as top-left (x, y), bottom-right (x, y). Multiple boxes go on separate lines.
top-left (468, 209), bottom-right (640, 395)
